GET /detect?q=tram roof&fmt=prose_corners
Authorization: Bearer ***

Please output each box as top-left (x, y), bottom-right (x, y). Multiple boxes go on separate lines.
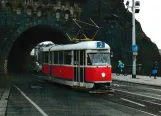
top-left (42, 41), bottom-right (110, 52)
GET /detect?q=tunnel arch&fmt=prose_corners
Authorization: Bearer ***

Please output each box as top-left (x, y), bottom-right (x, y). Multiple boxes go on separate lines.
top-left (7, 25), bottom-right (71, 73)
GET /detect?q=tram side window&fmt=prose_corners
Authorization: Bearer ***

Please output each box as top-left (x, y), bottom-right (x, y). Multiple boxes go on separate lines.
top-left (44, 52), bottom-right (49, 63)
top-left (39, 52), bottom-right (43, 64)
top-left (41, 52), bottom-right (44, 63)
top-left (80, 50), bottom-right (85, 65)
top-left (87, 56), bottom-right (92, 65)
top-left (74, 51), bottom-right (78, 65)
top-left (59, 51), bottom-right (63, 64)
top-left (64, 51), bottom-right (72, 65)
top-left (49, 52), bottom-right (52, 64)
top-left (52, 52), bottom-right (54, 64)
top-left (54, 51), bottom-right (58, 64)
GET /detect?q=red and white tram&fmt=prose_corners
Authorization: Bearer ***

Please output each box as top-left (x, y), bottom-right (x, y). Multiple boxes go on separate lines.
top-left (39, 41), bottom-right (113, 93)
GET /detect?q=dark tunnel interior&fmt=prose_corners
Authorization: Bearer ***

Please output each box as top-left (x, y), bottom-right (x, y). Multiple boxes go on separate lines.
top-left (8, 25), bottom-right (71, 73)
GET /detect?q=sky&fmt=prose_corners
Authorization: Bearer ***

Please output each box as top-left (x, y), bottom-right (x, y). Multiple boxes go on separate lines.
top-left (124, 0), bottom-right (161, 49)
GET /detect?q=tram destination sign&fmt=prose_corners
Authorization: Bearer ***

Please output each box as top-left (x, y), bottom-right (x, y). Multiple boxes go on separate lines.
top-left (97, 42), bottom-right (105, 48)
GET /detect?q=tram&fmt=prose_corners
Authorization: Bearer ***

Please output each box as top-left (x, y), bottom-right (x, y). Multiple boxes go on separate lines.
top-left (38, 41), bottom-right (113, 93)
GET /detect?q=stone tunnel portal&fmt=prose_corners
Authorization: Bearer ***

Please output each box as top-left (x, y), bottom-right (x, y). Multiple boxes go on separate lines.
top-left (7, 25), bottom-right (71, 73)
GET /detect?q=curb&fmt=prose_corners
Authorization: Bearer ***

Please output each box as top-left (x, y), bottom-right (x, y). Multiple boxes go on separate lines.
top-left (112, 79), bottom-right (161, 88)
top-left (0, 86), bottom-right (11, 116)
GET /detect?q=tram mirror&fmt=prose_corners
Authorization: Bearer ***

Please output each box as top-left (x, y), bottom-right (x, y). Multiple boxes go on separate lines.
top-left (110, 52), bottom-right (113, 57)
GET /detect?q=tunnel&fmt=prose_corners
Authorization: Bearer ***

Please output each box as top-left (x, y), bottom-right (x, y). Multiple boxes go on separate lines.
top-left (7, 25), bottom-right (71, 73)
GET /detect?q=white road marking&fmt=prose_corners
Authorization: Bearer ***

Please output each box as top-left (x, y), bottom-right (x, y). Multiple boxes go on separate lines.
top-left (113, 84), bottom-right (127, 87)
top-left (128, 106), bottom-right (158, 116)
top-left (32, 74), bottom-right (43, 78)
top-left (121, 98), bottom-right (145, 107)
top-left (115, 89), bottom-right (161, 101)
top-left (144, 87), bottom-right (161, 92)
top-left (14, 85), bottom-right (48, 116)
top-left (31, 85), bottom-right (43, 89)
top-left (35, 79), bottom-right (45, 83)
top-left (138, 99), bottom-right (161, 106)
top-left (31, 74), bottom-right (45, 82)
top-left (115, 84), bottom-right (161, 92)
top-left (108, 94), bottom-right (113, 96)
top-left (149, 94), bottom-right (161, 97)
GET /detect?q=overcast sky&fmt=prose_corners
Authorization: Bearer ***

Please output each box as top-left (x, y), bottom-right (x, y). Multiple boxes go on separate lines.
top-left (124, 0), bottom-right (161, 49)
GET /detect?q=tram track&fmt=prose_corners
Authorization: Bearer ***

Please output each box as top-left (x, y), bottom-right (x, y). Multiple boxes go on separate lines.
top-left (6, 73), bottom-right (160, 116)
top-left (91, 91), bottom-right (160, 116)
top-left (31, 73), bottom-right (161, 115)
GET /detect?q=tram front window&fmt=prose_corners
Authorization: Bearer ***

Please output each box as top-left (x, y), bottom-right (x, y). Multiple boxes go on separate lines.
top-left (88, 53), bottom-right (111, 65)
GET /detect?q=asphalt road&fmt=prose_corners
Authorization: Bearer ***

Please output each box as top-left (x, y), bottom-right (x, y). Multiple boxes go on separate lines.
top-left (6, 73), bottom-right (161, 116)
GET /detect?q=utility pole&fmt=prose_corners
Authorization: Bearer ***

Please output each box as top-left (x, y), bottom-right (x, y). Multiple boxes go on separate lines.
top-left (126, 0), bottom-right (140, 78)
top-left (132, 0), bottom-right (136, 78)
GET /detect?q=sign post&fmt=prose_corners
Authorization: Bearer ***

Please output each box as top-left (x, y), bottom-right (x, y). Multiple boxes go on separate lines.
top-left (126, 0), bottom-right (140, 78)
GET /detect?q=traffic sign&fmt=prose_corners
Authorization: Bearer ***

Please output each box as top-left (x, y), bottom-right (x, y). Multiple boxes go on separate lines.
top-left (132, 45), bottom-right (138, 52)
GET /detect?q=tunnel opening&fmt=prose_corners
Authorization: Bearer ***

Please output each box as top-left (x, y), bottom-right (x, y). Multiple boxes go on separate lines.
top-left (8, 25), bottom-right (71, 73)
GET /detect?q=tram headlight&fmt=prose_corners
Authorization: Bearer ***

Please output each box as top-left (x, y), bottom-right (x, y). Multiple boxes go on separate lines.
top-left (101, 73), bottom-right (106, 78)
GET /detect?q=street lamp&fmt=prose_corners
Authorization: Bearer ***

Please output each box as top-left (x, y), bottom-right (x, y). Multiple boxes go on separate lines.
top-left (64, 10), bottom-right (70, 20)
top-left (56, 9), bottom-right (61, 20)
top-left (126, 0), bottom-right (140, 78)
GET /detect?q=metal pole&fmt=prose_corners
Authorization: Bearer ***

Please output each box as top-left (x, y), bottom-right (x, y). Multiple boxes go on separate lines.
top-left (132, 0), bottom-right (136, 78)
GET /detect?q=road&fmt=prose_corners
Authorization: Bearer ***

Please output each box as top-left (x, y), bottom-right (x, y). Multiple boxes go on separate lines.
top-left (6, 73), bottom-right (161, 116)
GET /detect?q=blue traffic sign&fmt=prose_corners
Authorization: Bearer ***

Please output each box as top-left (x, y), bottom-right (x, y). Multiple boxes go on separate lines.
top-left (132, 45), bottom-right (138, 52)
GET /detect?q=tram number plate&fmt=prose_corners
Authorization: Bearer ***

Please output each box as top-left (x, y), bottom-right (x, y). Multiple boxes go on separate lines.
top-left (97, 42), bottom-right (105, 48)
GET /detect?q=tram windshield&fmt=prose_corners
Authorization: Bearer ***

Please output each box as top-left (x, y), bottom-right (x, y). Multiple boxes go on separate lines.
top-left (88, 53), bottom-right (111, 65)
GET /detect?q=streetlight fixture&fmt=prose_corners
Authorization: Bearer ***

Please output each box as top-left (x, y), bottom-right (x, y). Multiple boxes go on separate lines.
top-left (126, 0), bottom-right (140, 78)
top-left (56, 9), bottom-right (61, 20)
top-left (64, 10), bottom-right (70, 20)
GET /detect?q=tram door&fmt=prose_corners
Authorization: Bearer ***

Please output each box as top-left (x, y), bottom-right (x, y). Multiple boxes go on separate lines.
top-left (74, 50), bottom-right (85, 87)
top-left (49, 51), bottom-right (52, 77)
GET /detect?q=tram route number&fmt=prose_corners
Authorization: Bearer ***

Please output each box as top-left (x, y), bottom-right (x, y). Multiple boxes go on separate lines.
top-left (97, 42), bottom-right (105, 48)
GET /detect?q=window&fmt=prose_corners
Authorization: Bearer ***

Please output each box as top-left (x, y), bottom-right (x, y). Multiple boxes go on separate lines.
top-left (88, 53), bottom-right (111, 66)
top-left (52, 52), bottom-right (54, 64)
top-left (54, 51), bottom-right (58, 64)
top-left (59, 51), bottom-right (63, 64)
top-left (80, 50), bottom-right (85, 65)
top-left (49, 52), bottom-right (52, 64)
top-left (41, 52), bottom-right (44, 63)
top-left (74, 51), bottom-right (78, 65)
top-left (87, 56), bottom-right (92, 65)
top-left (73, 50), bottom-right (85, 65)
top-left (64, 51), bottom-right (72, 65)
top-left (44, 52), bottom-right (49, 63)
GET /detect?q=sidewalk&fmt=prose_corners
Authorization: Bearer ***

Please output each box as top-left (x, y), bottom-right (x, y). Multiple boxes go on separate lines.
top-left (112, 73), bottom-right (161, 87)
top-left (0, 87), bottom-right (10, 116)
top-left (0, 75), bottom-right (11, 116)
